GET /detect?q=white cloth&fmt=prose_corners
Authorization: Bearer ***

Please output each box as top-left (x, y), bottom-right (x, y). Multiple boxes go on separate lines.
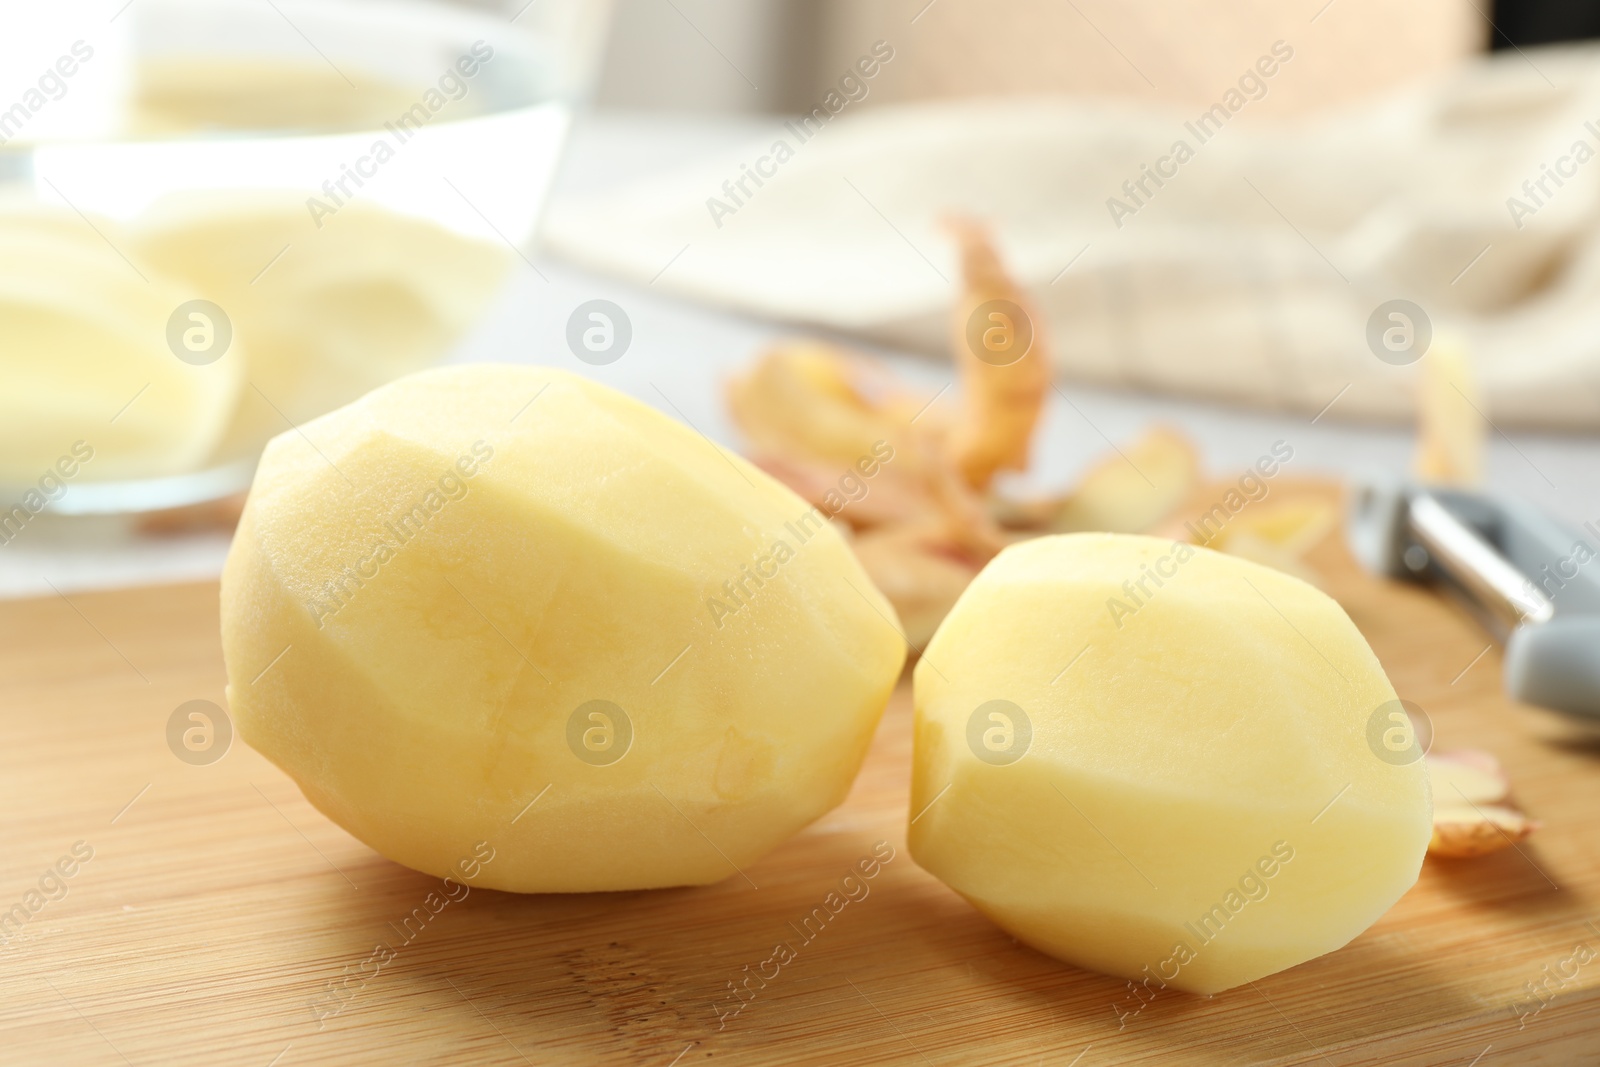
top-left (545, 44), bottom-right (1600, 429)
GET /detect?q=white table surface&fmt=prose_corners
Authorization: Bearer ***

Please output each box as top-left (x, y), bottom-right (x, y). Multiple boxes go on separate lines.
top-left (6, 110), bottom-right (1600, 601)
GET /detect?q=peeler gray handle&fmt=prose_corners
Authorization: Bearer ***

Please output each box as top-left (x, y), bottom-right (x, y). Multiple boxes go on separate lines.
top-left (1507, 617), bottom-right (1600, 722)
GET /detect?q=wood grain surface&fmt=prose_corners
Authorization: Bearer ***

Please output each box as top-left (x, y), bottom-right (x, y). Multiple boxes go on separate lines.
top-left (3, 484), bottom-right (1599, 1066)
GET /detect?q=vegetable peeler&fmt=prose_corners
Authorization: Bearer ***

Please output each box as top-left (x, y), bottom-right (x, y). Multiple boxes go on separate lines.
top-left (1347, 481), bottom-right (1600, 723)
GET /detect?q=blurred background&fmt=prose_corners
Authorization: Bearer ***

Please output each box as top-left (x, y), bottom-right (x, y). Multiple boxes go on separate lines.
top-left (593, 0), bottom-right (1596, 113)
top-left (6, 0), bottom-right (1600, 632)
top-left (596, 0), bottom-right (1481, 115)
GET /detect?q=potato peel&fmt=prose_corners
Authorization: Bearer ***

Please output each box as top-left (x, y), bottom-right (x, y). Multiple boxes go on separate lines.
top-left (1213, 496), bottom-right (1337, 557)
top-left (850, 522), bottom-right (983, 650)
top-left (1414, 337), bottom-right (1484, 487)
top-left (1431, 804), bottom-right (1540, 859)
top-left (1051, 426), bottom-right (1200, 534)
top-left (1426, 750), bottom-right (1538, 859)
top-left (1428, 748), bottom-right (1510, 805)
top-left (726, 340), bottom-right (917, 471)
top-left (1209, 530), bottom-right (1323, 587)
top-left (726, 341), bottom-right (961, 537)
top-left (724, 222), bottom-right (1043, 643)
top-left (1162, 495), bottom-right (1336, 584)
top-left (943, 217), bottom-right (1050, 491)
top-left (726, 224), bottom-right (1196, 649)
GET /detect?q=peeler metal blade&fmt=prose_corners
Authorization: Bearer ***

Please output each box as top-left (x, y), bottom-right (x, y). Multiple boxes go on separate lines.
top-left (1347, 479), bottom-right (1600, 724)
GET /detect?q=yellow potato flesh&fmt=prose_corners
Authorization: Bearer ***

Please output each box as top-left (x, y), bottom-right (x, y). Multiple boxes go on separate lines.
top-left (221, 365), bottom-right (905, 892)
top-left (131, 193), bottom-right (509, 464)
top-left (0, 213), bottom-right (242, 482)
top-left (910, 534), bottom-right (1430, 993)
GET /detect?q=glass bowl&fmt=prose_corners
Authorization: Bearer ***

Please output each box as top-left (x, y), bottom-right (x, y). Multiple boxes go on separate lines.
top-left (0, 0), bottom-right (611, 516)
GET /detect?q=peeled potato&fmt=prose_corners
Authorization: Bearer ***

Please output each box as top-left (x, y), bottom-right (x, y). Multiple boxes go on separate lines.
top-left (0, 209), bottom-right (242, 483)
top-left (221, 365), bottom-right (905, 892)
top-left (910, 534), bottom-right (1431, 993)
top-left (132, 192), bottom-right (509, 464)
top-left (130, 58), bottom-right (435, 136)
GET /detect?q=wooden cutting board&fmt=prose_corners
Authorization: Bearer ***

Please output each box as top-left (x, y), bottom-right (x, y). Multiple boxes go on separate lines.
top-left (5, 486), bottom-right (1599, 1066)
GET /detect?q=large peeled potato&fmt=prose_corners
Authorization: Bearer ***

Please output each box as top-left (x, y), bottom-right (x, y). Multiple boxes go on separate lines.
top-left (221, 365), bottom-right (905, 892)
top-left (910, 534), bottom-right (1430, 993)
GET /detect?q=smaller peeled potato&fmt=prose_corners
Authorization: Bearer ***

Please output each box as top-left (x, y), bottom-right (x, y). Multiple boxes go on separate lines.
top-left (910, 534), bottom-right (1431, 994)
